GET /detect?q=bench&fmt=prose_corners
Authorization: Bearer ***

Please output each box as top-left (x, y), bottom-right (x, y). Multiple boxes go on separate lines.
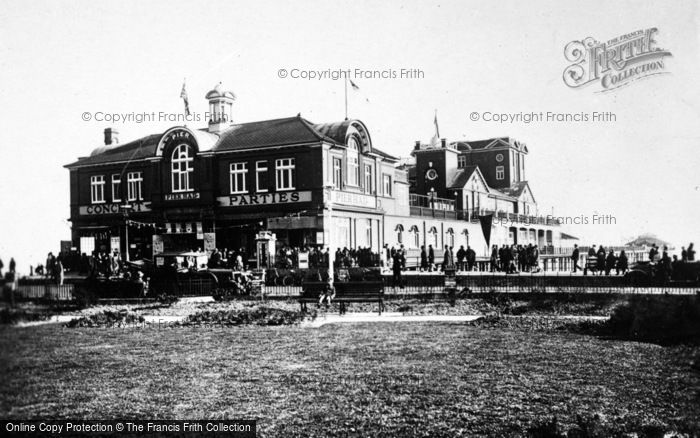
top-left (299, 281), bottom-right (385, 314)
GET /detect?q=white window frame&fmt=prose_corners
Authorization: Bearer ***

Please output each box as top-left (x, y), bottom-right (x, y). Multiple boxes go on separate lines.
top-left (446, 229), bottom-right (454, 248)
top-left (127, 171), bottom-right (143, 201)
top-left (333, 157), bottom-right (342, 189)
top-left (428, 227), bottom-right (438, 248)
top-left (256, 161), bottom-right (268, 193)
top-left (458, 155), bottom-right (467, 168)
top-left (171, 144), bottom-right (194, 193)
top-left (229, 162), bottom-right (248, 194)
top-left (347, 137), bottom-right (360, 186)
top-left (364, 164), bottom-right (373, 193)
top-left (496, 165), bottom-right (505, 180)
top-left (90, 175), bottom-right (105, 204)
top-left (275, 158), bottom-right (295, 191)
top-left (111, 174), bottom-right (121, 203)
top-left (382, 174), bottom-right (392, 196)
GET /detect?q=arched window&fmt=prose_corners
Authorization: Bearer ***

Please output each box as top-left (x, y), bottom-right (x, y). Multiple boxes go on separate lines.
top-left (428, 226), bottom-right (438, 248)
top-left (347, 136), bottom-right (360, 186)
top-left (171, 144), bottom-right (194, 192)
top-left (462, 229), bottom-right (469, 246)
top-left (446, 228), bottom-right (454, 248)
top-left (395, 224), bottom-right (404, 244)
top-left (409, 225), bottom-right (420, 249)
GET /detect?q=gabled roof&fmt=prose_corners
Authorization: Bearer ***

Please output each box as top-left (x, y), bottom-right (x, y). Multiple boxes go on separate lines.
top-left (65, 134), bottom-right (161, 167)
top-left (213, 116), bottom-right (336, 151)
top-left (499, 181), bottom-right (529, 198)
top-left (66, 116), bottom-right (398, 168)
top-left (447, 166), bottom-right (478, 189)
top-left (452, 137), bottom-right (528, 153)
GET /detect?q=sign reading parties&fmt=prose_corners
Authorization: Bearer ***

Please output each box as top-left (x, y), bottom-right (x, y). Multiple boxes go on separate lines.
top-left (218, 191), bottom-right (312, 207)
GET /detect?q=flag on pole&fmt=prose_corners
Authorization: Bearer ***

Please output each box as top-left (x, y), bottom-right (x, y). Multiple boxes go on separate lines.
top-left (180, 79), bottom-right (190, 116)
top-left (429, 110), bottom-right (440, 148)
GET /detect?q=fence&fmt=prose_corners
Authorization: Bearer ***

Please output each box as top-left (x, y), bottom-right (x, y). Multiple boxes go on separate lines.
top-left (4, 281), bottom-right (75, 301)
top-left (261, 273), bottom-right (700, 297)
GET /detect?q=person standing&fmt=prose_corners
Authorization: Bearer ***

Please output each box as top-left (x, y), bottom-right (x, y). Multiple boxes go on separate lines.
top-left (392, 252), bottom-right (403, 288)
top-left (443, 245), bottom-right (452, 271)
top-left (428, 245), bottom-right (435, 271)
top-left (616, 250), bottom-right (629, 275)
top-left (466, 246), bottom-right (476, 272)
top-left (56, 259), bottom-right (65, 286)
top-left (490, 245), bottom-right (498, 272)
top-left (687, 243), bottom-right (696, 261)
top-left (571, 244), bottom-right (582, 273)
top-left (605, 250), bottom-right (616, 276)
top-left (456, 245), bottom-right (466, 271)
top-left (420, 245), bottom-right (428, 272)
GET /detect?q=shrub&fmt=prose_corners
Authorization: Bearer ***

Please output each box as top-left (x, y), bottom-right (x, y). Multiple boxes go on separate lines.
top-left (608, 295), bottom-right (700, 345)
top-left (0, 309), bottom-right (51, 325)
top-left (182, 306), bottom-right (314, 326)
top-left (66, 309), bottom-right (146, 328)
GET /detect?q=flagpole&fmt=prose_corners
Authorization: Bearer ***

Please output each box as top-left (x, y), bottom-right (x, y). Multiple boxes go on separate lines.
top-left (344, 77), bottom-right (348, 120)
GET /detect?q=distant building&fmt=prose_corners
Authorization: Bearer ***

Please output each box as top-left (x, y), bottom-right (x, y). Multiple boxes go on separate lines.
top-left (65, 83), bottom-right (562, 263)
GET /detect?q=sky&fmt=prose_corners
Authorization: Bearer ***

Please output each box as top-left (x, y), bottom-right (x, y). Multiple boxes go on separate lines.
top-left (0, 0), bottom-right (699, 271)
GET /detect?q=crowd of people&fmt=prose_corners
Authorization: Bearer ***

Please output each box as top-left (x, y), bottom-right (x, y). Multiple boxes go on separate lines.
top-left (207, 248), bottom-right (248, 270)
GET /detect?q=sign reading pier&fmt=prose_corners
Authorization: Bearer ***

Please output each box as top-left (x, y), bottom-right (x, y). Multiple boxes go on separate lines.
top-left (563, 28), bottom-right (672, 92)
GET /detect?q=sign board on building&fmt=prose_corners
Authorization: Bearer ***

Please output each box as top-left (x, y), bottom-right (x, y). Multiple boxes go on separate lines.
top-left (330, 191), bottom-right (377, 209)
top-left (164, 192), bottom-right (200, 201)
top-left (203, 233), bottom-right (216, 254)
top-left (298, 252), bottom-right (309, 269)
top-left (218, 191), bottom-right (312, 207)
top-left (152, 235), bottom-right (164, 255)
top-left (79, 202), bottom-right (151, 216)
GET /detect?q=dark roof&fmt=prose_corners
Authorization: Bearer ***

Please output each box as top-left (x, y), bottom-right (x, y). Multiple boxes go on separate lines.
top-left (560, 232), bottom-right (580, 240)
top-left (371, 147), bottom-right (398, 161)
top-left (68, 116), bottom-right (399, 167)
top-left (313, 120), bottom-right (352, 145)
top-left (213, 117), bottom-right (336, 151)
top-left (499, 181), bottom-right (529, 198)
top-left (447, 166), bottom-right (479, 188)
top-left (65, 134), bottom-right (161, 167)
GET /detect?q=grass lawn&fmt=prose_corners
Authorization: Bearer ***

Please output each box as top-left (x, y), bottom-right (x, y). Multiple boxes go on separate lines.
top-left (1, 322), bottom-right (698, 436)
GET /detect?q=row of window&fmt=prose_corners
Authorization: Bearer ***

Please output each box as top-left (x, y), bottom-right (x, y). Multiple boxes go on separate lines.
top-left (229, 158), bottom-right (296, 194)
top-left (330, 157), bottom-right (392, 196)
top-left (457, 155), bottom-right (505, 180)
top-left (90, 172), bottom-right (143, 204)
top-left (394, 225), bottom-right (465, 249)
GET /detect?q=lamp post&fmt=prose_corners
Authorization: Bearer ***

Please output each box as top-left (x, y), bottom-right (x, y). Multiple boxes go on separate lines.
top-left (120, 204), bottom-right (133, 262)
top-left (323, 185), bottom-right (335, 285)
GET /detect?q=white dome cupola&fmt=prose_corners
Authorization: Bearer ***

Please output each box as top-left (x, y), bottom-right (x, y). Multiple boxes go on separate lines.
top-left (205, 82), bottom-right (236, 133)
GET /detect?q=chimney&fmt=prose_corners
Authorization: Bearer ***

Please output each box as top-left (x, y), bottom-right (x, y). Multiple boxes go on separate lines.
top-left (441, 138), bottom-right (447, 148)
top-left (104, 128), bottom-right (119, 146)
top-left (414, 141), bottom-right (421, 150)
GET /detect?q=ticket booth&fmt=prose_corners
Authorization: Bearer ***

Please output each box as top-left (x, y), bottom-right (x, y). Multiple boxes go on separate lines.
top-left (256, 231), bottom-right (276, 269)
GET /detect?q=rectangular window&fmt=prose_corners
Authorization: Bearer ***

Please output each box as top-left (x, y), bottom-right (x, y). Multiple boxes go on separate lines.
top-left (382, 174), bottom-right (392, 196)
top-left (458, 155), bottom-right (467, 168)
top-left (496, 166), bottom-right (505, 180)
top-left (256, 161), bottom-right (268, 192)
top-left (275, 158), bottom-right (295, 191)
top-left (333, 157), bottom-right (342, 189)
top-left (364, 164), bottom-right (373, 193)
top-left (90, 175), bottom-right (105, 204)
top-left (111, 174), bottom-right (121, 202)
top-left (348, 155), bottom-right (359, 186)
top-left (229, 162), bottom-right (248, 194)
top-left (127, 171), bottom-right (143, 201)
